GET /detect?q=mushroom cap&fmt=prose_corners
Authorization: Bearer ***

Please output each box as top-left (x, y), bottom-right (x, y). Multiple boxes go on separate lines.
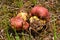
top-left (30, 5), bottom-right (50, 21)
top-left (31, 6), bottom-right (49, 17)
top-left (10, 16), bottom-right (23, 30)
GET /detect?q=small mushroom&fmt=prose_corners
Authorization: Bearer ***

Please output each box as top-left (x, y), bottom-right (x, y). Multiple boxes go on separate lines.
top-left (10, 15), bottom-right (29, 30)
top-left (10, 16), bottom-right (23, 30)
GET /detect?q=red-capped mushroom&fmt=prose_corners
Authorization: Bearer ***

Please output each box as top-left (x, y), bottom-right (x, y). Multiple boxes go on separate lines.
top-left (10, 16), bottom-right (23, 30)
top-left (10, 16), bottom-right (29, 30)
top-left (30, 5), bottom-right (50, 21)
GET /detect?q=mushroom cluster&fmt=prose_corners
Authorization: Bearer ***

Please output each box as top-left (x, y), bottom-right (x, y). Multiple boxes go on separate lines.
top-left (10, 5), bottom-right (50, 31)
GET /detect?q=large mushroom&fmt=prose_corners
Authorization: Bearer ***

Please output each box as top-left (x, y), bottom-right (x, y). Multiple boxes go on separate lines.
top-left (10, 12), bottom-right (29, 30)
top-left (30, 5), bottom-right (50, 22)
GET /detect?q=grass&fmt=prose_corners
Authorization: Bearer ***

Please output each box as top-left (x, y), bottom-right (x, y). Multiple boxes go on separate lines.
top-left (2, 18), bottom-right (11, 40)
top-left (53, 21), bottom-right (57, 40)
top-left (21, 32), bottom-right (25, 40)
top-left (14, 29), bottom-right (20, 40)
top-left (30, 0), bottom-right (37, 5)
top-left (15, 0), bottom-right (23, 8)
top-left (51, 14), bottom-right (57, 40)
top-left (0, 0), bottom-right (60, 40)
top-left (6, 25), bottom-right (11, 40)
